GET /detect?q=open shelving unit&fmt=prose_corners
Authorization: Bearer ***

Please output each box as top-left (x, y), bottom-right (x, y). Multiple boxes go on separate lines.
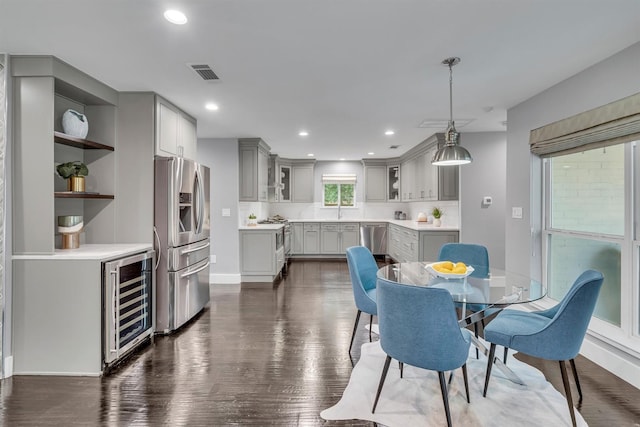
top-left (54, 131), bottom-right (115, 200)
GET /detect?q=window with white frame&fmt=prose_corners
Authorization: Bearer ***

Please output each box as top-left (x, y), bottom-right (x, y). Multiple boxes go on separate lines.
top-left (322, 174), bottom-right (356, 207)
top-left (533, 91), bottom-right (640, 336)
top-left (544, 144), bottom-right (625, 326)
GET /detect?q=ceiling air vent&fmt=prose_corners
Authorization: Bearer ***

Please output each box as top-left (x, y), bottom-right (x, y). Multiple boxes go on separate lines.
top-left (418, 118), bottom-right (473, 128)
top-left (188, 64), bottom-right (220, 81)
top-left (389, 145), bottom-right (400, 150)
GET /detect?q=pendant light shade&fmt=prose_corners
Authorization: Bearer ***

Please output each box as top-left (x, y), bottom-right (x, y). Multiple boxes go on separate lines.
top-left (432, 57), bottom-right (473, 166)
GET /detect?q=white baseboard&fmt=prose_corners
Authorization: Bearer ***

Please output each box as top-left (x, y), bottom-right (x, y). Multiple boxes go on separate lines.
top-left (581, 334), bottom-right (640, 390)
top-left (210, 273), bottom-right (241, 284)
top-left (3, 356), bottom-right (13, 378)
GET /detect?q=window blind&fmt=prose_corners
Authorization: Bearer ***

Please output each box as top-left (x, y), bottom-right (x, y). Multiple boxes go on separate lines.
top-left (529, 92), bottom-right (640, 157)
top-left (322, 173), bottom-right (357, 184)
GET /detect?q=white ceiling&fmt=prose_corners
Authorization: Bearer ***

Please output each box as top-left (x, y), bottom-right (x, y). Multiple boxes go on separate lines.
top-left (1, 1), bottom-right (640, 160)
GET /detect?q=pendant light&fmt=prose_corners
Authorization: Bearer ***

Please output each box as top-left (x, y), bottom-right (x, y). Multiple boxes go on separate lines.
top-left (431, 57), bottom-right (473, 166)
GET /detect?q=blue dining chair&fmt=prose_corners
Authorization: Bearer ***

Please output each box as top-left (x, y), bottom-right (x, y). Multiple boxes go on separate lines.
top-left (372, 277), bottom-right (471, 427)
top-left (345, 246), bottom-right (378, 354)
top-left (438, 243), bottom-right (492, 357)
top-left (482, 269), bottom-right (604, 427)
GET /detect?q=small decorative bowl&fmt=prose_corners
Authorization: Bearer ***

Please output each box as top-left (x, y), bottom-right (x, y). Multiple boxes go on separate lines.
top-left (58, 215), bottom-right (83, 227)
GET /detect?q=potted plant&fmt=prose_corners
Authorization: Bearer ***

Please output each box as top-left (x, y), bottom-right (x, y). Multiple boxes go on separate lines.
top-left (431, 207), bottom-right (443, 226)
top-left (56, 161), bottom-right (89, 192)
top-left (248, 213), bottom-right (257, 226)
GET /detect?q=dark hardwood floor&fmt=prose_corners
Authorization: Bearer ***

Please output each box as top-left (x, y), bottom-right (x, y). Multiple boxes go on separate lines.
top-left (1, 260), bottom-right (639, 426)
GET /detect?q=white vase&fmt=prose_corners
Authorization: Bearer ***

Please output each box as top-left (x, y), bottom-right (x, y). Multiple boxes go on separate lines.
top-left (433, 218), bottom-right (442, 227)
top-left (62, 109), bottom-right (89, 138)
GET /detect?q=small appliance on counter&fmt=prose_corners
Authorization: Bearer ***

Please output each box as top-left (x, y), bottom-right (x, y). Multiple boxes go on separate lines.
top-left (416, 212), bottom-right (428, 222)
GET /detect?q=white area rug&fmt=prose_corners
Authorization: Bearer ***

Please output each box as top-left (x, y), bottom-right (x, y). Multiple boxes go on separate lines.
top-left (322, 341), bottom-right (587, 426)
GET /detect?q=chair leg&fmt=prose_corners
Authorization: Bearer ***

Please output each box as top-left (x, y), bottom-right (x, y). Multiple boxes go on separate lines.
top-left (399, 362), bottom-right (403, 378)
top-left (473, 322), bottom-right (480, 359)
top-left (503, 347), bottom-right (508, 364)
top-left (462, 364), bottom-right (470, 403)
top-left (483, 343), bottom-right (497, 397)
top-left (348, 310), bottom-right (361, 354)
top-left (559, 360), bottom-right (577, 427)
top-left (438, 371), bottom-right (453, 427)
top-left (570, 358), bottom-right (583, 402)
top-left (369, 314), bottom-right (373, 342)
top-left (372, 355), bottom-right (392, 413)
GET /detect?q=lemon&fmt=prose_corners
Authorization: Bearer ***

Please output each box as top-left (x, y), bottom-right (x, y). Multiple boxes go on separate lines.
top-left (438, 261), bottom-right (454, 270)
top-left (452, 266), bottom-right (467, 274)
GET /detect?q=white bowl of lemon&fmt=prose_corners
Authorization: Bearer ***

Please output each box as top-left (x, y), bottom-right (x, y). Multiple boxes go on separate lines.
top-left (425, 261), bottom-right (474, 279)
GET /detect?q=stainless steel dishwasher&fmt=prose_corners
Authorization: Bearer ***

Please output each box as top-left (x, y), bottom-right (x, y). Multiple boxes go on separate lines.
top-left (360, 222), bottom-right (388, 255)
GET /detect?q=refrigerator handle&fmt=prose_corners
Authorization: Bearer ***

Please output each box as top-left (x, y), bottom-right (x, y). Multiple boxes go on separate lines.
top-left (180, 260), bottom-right (210, 278)
top-left (180, 241), bottom-right (210, 255)
top-left (153, 226), bottom-right (161, 271)
top-left (194, 167), bottom-right (205, 234)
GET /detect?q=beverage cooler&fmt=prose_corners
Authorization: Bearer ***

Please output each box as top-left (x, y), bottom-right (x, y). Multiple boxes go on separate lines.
top-left (103, 250), bottom-right (155, 367)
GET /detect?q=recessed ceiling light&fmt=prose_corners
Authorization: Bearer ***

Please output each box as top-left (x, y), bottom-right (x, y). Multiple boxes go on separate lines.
top-left (307, 153), bottom-right (314, 157)
top-left (164, 10), bottom-right (187, 25)
top-left (385, 130), bottom-right (395, 136)
top-left (205, 103), bottom-right (219, 111)
top-left (368, 152), bottom-right (375, 155)
top-left (299, 131), bottom-right (309, 136)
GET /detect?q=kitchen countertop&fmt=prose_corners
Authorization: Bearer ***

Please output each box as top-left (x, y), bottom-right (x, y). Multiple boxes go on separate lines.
top-left (239, 224), bottom-right (285, 231)
top-left (12, 243), bottom-right (153, 261)
top-left (285, 219), bottom-right (459, 231)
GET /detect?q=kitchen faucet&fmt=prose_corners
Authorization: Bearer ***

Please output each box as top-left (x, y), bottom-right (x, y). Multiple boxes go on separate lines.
top-left (337, 204), bottom-right (342, 219)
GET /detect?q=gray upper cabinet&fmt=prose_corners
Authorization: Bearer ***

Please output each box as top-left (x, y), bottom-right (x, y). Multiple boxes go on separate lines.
top-left (239, 138), bottom-right (271, 202)
top-left (291, 161), bottom-right (315, 203)
top-left (387, 165), bottom-right (400, 201)
top-left (400, 133), bottom-right (458, 202)
top-left (270, 157), bottom-right (315, 203)
top-left (155, 95), bottom-right (197, 160)
top-left (363, 162), bottom-right (387, 202)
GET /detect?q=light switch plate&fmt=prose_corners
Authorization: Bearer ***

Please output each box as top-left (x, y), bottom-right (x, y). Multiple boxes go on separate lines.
top-left (512, 207), bottom-right (523, 219)
top-left (222, 208), bottom-right (231, 217)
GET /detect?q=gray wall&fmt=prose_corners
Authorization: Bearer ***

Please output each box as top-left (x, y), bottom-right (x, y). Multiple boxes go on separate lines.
top-left (198, 138), bottom-right (240, 280)
top-left (460, 132), bottom-right (506, 269)
top-left (506, 41), bottom-right (640, 279)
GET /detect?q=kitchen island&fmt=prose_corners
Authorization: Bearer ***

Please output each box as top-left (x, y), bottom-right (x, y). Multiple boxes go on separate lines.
top-left (239, 224), bottom-right (286, 282)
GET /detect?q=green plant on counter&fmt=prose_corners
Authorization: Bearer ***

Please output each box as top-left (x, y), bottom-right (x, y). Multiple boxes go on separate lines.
top-left (432, 207), bottom-right (443, 219)
top-left (56, 161), bottom-right (88, 179)
top-left (248, 213), bottom-right (257, 219)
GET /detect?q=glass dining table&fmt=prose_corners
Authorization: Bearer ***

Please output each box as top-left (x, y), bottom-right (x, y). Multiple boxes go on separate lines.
top-left (377, 261), bottom-right (547, 384)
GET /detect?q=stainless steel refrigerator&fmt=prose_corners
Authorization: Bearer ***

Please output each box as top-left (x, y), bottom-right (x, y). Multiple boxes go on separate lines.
top-left (154, 157), bottom-right (211, 333)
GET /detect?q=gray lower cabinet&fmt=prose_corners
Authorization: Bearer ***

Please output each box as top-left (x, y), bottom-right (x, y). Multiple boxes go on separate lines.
top-left (420, 231), bottom-right (459, 261)
top-left (388, 224), bottom-right (458, 262)
top-left (320, 223), bottom-right (360, 254)
top-left (291, 222), bottom-right (304, 254)
top-left (240, 229), bottom-right (284, 282)
top-left (303, 223), bottom-right (320, 254)
top-left (340, 223), bottom-right (360, 251)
